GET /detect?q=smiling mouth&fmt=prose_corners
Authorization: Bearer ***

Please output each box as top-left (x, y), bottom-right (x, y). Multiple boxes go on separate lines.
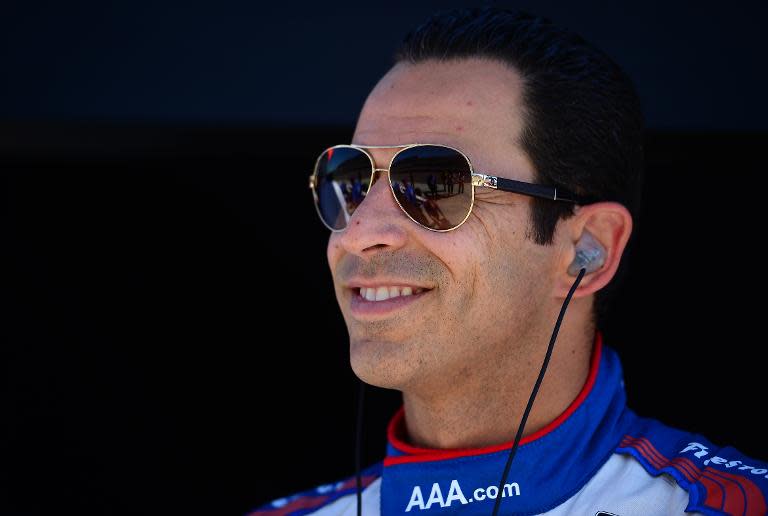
top-left (357, 286), bottom-right (428, 302)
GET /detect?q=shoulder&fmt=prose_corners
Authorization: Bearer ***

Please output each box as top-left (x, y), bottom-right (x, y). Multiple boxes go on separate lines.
top-left (247, 462), bottom-right (382, 516)
top-left (614, 412), bottom-right (768, 516)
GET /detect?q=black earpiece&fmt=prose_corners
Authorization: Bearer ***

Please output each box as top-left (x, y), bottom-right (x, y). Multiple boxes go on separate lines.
top-left (567, 232), bottom-right (606, 276)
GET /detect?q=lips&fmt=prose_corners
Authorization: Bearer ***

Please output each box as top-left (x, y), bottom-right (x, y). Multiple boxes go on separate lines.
top-left (358, 285), bottom-right (427, 302)
top-left (346, 282), bottom-right (433, 319)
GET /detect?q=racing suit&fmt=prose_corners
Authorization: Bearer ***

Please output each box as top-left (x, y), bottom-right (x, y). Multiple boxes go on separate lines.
top-left (251, 333), bottom-right (768, 515)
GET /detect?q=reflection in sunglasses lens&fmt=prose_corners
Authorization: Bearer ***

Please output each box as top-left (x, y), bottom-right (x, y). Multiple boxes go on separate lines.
top-left (313, 147), bottom-right (372, 230)
top-left (389, 146), bottom-right (472, 230)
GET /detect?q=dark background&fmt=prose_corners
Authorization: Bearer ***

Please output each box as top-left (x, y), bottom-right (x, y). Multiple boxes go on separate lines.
top-left (1, 1), bottom-right (767, 515)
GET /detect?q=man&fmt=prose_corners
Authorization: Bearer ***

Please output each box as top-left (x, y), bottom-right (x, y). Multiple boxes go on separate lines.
top-left (253, 7), bottom-right (767, 516)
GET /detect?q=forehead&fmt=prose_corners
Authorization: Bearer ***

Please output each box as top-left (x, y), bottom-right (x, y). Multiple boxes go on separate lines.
top-left (353, 58), bottom-right (526, 154)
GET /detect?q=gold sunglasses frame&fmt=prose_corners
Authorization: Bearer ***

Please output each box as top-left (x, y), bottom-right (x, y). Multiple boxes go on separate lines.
top-left (309, 143), bottom-right (584, 233)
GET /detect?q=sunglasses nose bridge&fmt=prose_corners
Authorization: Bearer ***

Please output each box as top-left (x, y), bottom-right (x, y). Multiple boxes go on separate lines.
top-left (367, 167), bottom-right (390, 189)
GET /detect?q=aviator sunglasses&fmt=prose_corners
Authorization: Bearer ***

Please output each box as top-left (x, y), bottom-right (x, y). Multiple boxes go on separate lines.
top-left (309, 143), bottom-right (593, 232)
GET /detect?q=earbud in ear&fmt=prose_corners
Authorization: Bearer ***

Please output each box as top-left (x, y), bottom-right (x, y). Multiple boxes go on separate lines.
top-left (567, 232), bottom-right (606, 276)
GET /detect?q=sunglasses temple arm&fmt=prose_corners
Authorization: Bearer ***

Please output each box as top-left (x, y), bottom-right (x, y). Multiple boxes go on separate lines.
top-left (494, 176), bottom-right (585, 204)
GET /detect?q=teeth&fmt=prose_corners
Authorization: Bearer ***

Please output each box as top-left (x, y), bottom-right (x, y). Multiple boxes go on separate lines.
top-left (375, 287), bottom-right (389, 301)
top-left (358, 286), bottom-right (425, 302)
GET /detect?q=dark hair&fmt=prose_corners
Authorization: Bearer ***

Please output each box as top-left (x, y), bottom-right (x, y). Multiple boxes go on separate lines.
top-left (394, 7), bottom-right (645, 325)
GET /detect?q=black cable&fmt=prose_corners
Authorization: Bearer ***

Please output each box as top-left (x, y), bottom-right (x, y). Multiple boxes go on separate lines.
top-left (355, 380), bottom-right (366, 516)
top-left (350, 268), bottom-right (586, 516)
top-left (491, 267), bottom-right (587, 516)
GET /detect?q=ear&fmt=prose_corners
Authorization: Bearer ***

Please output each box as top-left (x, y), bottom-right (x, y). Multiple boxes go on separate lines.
top-left (553, 202), bottom-right (633, 299)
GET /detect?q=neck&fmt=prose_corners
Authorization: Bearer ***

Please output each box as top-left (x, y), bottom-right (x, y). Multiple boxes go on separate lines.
top-left (401, 302), bottom-right (596, 450)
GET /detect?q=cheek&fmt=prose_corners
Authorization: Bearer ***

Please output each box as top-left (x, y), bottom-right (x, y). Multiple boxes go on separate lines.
top-left (449, 213), bottom-right (512, 271)
top-left (431, 230), bottom-right (492, 310)
top-left (327, 235), bottom-right (342, 270)
top-left (452, 215), bottom-right (536, 310)
top-left (326, 235), bottom-right (347, 299)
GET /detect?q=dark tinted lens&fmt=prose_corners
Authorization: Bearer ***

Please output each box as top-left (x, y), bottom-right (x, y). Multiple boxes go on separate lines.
top-left (389, 146), bottom-right (472, 230)
top-left (313, 147), bottom-right (371, 230)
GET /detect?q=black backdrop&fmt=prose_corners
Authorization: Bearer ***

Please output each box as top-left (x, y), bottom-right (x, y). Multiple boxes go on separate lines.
top-left (1, 123), bottom-right (767, 515)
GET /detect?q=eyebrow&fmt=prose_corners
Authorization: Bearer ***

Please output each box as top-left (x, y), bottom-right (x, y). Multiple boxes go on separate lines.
top-left (351, 132), bottom-right (465, 149)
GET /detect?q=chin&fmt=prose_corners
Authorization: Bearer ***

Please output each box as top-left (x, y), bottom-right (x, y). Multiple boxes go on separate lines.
top-left (349, 337), bottom-right (415, 390)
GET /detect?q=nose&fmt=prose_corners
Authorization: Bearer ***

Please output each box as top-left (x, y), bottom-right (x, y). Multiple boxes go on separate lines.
top-left (336, 167), bottom-right (409, 257)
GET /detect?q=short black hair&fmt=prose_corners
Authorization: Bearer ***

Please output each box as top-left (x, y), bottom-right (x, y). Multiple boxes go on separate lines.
top-left (394, 7), bottom-right (645, 326)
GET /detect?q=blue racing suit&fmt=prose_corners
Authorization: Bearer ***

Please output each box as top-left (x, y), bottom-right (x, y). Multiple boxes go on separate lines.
top-left (251, 333), bottom-right (768, 515)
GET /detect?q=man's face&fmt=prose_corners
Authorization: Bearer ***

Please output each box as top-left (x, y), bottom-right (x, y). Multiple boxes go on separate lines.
top-left (327, 58), bottom-right (567, 393)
